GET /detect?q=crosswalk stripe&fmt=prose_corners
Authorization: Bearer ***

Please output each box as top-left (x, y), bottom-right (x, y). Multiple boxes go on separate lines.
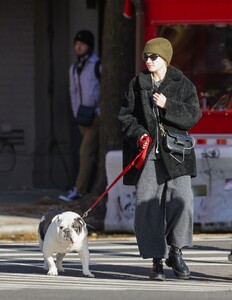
top-left (0, 273), bottom-right (231, 292)
top-left (0, 238), bottom-right (232, 292)
top-left (0, 248), bottom-right (229, 255)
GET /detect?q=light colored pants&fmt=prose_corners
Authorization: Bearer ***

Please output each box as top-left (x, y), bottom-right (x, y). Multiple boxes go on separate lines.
top-left (75, 115), bottom-right (99, 194)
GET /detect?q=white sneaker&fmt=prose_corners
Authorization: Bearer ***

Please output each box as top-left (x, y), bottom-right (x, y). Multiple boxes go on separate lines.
top-left (58, 187), bottom-right (82, 202)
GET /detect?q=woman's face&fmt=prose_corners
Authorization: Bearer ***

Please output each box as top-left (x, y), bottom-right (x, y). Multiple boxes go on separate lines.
top-left (143, 53), bottom-right (166, 73)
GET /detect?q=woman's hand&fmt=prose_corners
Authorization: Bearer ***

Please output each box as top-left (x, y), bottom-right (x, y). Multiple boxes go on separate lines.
top-left (153, 92), bottom-right (167, 108)
top-left (139, 134), bottom-right (150, 149)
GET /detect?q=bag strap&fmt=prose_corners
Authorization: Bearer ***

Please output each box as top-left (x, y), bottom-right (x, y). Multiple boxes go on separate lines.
top-left (149, 89), bottom-right (195, 163)
top-left (77, 74), bottom-right (83, 105)
top-left (94, 59), bottom-right (101, 81)
top-left (72, 62), bottom-right (83, 105)
top-left (149, 89), bottom-right (161, 154)
top-left (170, 137), bottom-right (195, 163)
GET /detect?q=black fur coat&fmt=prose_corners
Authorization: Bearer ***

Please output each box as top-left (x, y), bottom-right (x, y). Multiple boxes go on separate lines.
top-left (118, 65), bottom-right (202, 185)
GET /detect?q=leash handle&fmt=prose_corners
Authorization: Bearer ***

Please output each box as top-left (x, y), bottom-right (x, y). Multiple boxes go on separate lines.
top-left (82, 136), bottom-right (152, 218)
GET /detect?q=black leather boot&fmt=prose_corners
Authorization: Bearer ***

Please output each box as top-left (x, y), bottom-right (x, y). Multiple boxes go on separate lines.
top-left (165, 246), bottom-right (190, 279)
top-left (149, 258), bottom-right (165, 281)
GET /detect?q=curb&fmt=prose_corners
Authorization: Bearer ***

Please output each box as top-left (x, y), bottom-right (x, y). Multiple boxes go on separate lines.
top-left (0, 224), bottom-right (38, 234)
top-left (0, 215), bottom-right (40, 236)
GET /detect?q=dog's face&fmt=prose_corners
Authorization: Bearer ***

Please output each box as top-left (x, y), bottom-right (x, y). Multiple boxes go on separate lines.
top-left (54, 212), bottom-right (86, 244)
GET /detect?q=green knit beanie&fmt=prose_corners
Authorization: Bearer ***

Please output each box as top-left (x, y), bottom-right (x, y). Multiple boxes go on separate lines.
top-left (142, 37), bottom-right (173, 65)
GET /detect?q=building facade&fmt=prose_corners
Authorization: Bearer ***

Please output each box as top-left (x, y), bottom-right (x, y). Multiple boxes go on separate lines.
top-left (0, 0), bottom-right (101, 190)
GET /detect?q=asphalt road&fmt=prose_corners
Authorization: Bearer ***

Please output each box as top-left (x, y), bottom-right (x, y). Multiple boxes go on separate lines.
top-left (0, 235), bottom-right (232, 299)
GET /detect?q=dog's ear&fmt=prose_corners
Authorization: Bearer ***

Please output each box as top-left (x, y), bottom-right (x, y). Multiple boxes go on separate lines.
top-left (77, 217), bottom-right (85, 226)
top-left (53, 214), bottom-right (62, 222)
top-left (72, 217), bottom-right (85, 234)
top-left (74, 217), bottom-right (86, 227)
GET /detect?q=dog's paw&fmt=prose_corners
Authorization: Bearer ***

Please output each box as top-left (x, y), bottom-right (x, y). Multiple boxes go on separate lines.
top-left (47, 268), bottom-right (58, 276)
top-left (228, 254), bottom-right (232, 262)
top-left (83, 272), bottom-right (95, 278)
top-left (57, 267), bottom-right (65, 273)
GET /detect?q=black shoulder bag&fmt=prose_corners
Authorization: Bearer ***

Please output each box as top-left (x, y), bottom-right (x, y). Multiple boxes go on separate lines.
top-left (76, 104), bottom-right (95, 127)
top-left (159, 123), bottom-right (195, 163)
top-left (152, 94), bottom-right (195, 163)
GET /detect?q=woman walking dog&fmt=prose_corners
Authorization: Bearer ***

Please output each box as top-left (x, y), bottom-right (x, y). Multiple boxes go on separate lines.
top-left (118, 37), bottom-right (202, 281)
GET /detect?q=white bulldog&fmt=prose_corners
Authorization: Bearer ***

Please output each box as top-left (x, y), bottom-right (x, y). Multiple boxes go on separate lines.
top-left (38, 209), bottom-right (94, 277)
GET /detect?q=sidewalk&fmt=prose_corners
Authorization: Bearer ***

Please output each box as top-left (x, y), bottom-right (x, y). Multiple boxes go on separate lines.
top-left (0, 189), bottom-right (60, 239)
top-left (0, 189), bottom-right (105, 240)
top-left (1, 189), bottom-right (231, 242)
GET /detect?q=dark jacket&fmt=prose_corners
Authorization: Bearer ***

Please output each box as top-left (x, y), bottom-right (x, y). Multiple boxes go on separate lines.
top-left (118, 65), bottom-right (202, 185)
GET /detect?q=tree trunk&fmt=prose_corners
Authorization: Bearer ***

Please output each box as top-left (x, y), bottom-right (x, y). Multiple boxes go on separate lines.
top-left (93, 0), bottom-right (135, 195)
top-left (78, 1), bottom-right (135, 227)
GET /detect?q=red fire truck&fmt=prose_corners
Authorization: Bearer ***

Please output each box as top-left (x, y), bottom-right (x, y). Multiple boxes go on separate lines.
top-left (123, 0), bottom-right (232, 231)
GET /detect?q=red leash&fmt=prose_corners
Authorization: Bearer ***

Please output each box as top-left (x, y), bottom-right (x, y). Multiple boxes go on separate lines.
top-left (82, 136), bottom-right (152, 218)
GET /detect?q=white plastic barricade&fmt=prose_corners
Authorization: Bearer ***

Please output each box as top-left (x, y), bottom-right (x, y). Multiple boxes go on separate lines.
top-left (104, 151), bottom-right (135, 232)
top-left (105, 145), bottom-right (232, 233)
top-left (192, 145), bottom-right (232, 231)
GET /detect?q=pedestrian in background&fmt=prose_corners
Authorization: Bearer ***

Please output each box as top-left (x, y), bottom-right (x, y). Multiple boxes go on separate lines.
top-left (59, 30), bottom-right (101, 201)
top-left (118, 37), bottom-right (202, 281)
